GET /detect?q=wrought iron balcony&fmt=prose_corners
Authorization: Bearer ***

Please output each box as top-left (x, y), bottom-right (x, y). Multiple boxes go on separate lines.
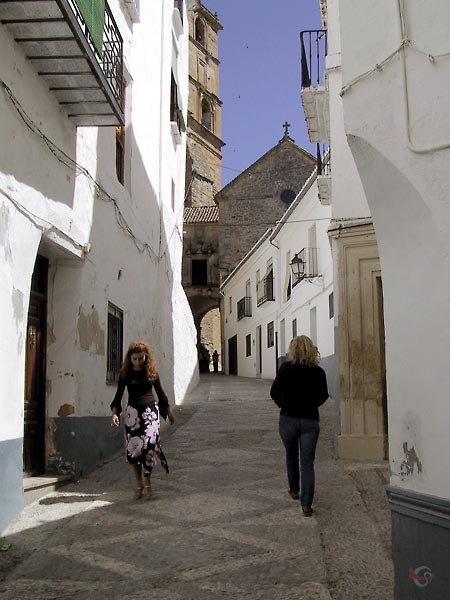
top-left (300, 30), bottom-right (327, 88)
top-left (291, 248), bottom-right (319, 288)
top-left (237, 296), bottom-right (252, 321)
top-left (0, 0), bottom-right (124, 126)
top-left (317, 146), bottom-right (331, 205)
top-left (300, 30), bottom-right (329, 144)
top-left (257, 272), bottom-right (275, 307)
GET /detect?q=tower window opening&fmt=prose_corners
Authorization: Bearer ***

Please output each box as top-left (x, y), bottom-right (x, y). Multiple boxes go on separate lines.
top-left (201, 99), bottom-right (212, 131)
top-left (195, 18), bottom-right (205, 45)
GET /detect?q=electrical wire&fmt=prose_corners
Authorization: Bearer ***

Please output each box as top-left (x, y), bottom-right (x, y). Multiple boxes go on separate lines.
top-left (1, 78), bottom-right (160, 261)
top-left (339, 1), bottom-right (450, 154)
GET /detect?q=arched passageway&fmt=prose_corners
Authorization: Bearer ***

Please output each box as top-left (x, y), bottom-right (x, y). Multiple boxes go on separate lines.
top-left (199, 307), bottom-right (221, 372)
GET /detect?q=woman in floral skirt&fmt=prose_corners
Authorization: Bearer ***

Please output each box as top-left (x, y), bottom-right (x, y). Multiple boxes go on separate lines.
top-left (111, 341), bottom-right (174, 499)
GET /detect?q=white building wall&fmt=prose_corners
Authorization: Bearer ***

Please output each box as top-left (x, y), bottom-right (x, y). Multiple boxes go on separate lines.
top-left (0, 0), bottom-right (197, 533)
top-left (221, 177), bottom-right (334, 382)
top-left (337, 2), bottom-right (450, 594)
top-left (339, 0), bottom-right (450, 501)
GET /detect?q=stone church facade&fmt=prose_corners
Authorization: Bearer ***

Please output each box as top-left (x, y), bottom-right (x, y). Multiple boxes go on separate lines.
top-left (216, 130), bottom-right (317, 277)
top-left (182, 3), bottom-right (317, 370)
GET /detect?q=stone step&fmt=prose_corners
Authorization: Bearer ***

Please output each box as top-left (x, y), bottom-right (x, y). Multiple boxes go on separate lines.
top-left (23, 475), bottom-right (72, 506)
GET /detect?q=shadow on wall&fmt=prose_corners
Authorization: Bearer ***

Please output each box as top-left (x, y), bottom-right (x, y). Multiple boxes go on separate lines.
top-left (46, 120), bottom-right (198, 481)
top-left (1, 71), bottom-right (78, 210)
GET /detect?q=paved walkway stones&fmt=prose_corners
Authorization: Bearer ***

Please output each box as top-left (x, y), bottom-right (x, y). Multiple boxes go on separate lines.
top-left (0, 375), bottom-right (393, 599)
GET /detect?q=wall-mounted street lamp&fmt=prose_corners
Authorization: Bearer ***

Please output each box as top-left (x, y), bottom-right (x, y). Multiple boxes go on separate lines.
top-left (290, 252), bottom-right (305, 282)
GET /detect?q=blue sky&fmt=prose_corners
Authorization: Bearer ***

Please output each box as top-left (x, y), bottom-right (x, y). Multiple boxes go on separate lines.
top-left (202, 1), bottom-right (322, 186)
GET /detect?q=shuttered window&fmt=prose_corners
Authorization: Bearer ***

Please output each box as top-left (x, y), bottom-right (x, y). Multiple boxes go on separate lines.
top-left (107, 302), bottom-right (123, 383)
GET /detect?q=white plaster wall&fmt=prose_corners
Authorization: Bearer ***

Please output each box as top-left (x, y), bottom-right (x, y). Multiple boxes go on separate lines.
top-left (221, 178), bottom-right (334, 380)
top-left (339, 0), bottom-right (450, 499)
top-left (326, 0), bottom-right (369, 220)
top-left (0, 200), bottom-right (41, 440)
top-left (274, 180), bottom-right (334, 359)
top-left (0, 0), bottom-right (197, 458)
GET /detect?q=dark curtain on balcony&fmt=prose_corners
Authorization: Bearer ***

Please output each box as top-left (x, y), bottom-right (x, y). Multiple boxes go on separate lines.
top-left (75, 0), bottom-right (105, 54)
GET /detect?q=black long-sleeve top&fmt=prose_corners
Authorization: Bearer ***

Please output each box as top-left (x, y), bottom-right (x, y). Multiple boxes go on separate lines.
top-left (110, 369), bottom-right (169, 420)
top-left (270, 361), bottom-right (329, 421)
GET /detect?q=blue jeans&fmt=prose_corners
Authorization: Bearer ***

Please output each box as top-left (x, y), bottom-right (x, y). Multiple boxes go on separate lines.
top-left (279, 415), bottom-right (320, 508)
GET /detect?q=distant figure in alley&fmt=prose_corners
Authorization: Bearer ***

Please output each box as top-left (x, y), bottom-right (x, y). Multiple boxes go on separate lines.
top-left (110, 341), bottom-right (175, 500)
top-left (212, 350), bottom-right (219, 372)
top-left (270, 335), bottom-right (329, 516)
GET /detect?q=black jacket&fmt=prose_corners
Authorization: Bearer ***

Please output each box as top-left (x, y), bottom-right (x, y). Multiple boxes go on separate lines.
top-left (270, 361), bottom-right (329, 421)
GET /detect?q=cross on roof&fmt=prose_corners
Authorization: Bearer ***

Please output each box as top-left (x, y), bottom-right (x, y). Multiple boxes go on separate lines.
top-left (283, 121), bottom-right (291, 136)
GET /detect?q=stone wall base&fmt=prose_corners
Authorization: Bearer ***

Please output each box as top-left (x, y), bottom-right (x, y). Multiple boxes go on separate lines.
top-left (0, 437), bottom-right (23, 535)
top-left (50, 416), bottom-right (123, 480)
top-left (387, 485), bottom-right (450, 599)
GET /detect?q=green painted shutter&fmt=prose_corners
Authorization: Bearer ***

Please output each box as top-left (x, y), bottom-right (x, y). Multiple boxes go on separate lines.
top-left (75, 0), bottom-right (105, 55)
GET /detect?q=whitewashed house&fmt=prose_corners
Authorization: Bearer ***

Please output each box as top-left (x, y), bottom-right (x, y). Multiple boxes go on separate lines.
top-left (220, 171), bottom-right (335, 389)
top-left (0, 0), bottom-right (198, 534)
top-left (307, 1), bottom-right (450, 596)
top-left (301, 11), bottom-right (386, 464)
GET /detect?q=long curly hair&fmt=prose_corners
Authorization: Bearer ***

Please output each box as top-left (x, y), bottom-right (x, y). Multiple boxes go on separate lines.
top-left (288, 335), bottom-right (320, 366)
top-left (119, 341), bottom-right (158, 382)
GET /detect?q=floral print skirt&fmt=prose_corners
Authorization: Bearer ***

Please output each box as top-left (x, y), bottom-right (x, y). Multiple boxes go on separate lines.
top-left (124, 399), bottom-right (169, 474)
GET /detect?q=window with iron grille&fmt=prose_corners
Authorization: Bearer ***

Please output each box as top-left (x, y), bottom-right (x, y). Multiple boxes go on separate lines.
top-left (267, 321), bottom-right (274, 348)
top-left (329, 292), bottom-right (334, 319)
top-left (107, 302), bottom-right (123, 383)
top-left (292, 318), bottom-right (297, 338)
top-left (257, 269), bottom-right (275, 306)
top-left (170, 72), bottom-right (185, 138)
top-left (246, 334), bottom-right (251, 357)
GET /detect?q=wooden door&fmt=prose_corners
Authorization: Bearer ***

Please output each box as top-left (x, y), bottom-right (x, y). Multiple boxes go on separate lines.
top-left (23, 255), bottom-right (48, 474)
top-left (228, 335), bottom-right (238, 376)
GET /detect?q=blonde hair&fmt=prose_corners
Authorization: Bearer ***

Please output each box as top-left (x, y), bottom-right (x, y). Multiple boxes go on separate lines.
top-left (120, 341), bottom-right (158, 382)
top-left (288, 335), bottom-right (320, 366)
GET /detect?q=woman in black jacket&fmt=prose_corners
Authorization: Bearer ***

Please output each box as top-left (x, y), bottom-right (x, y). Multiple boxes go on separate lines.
top-left (270, 335), bottom-right (328, 516)
top-left (111, 341), bottom-right (174, 500)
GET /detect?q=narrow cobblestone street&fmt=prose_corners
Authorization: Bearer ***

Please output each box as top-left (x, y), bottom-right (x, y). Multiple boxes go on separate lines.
top-left (0, 375), bottom-right (393, 600)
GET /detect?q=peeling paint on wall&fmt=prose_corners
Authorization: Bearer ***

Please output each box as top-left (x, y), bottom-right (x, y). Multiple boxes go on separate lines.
top-left (0, 204), bottom-right (12, 261)
top-left (400, 442), bottom-right (423, 476)
top-left (46, 417), bottom-right (74, 475)
top-left (47, 323), bottom-right (56, 345)
top-left (12, 288), bottom-right (25, 353)
top-left (57, 404), bottom-right (75, 417)
top-left (45, 417), bottom-right (58, 466)
top-left (77, 306), bottom-right (105, 355)
top-left (12, 288), bottom-right (24, 323)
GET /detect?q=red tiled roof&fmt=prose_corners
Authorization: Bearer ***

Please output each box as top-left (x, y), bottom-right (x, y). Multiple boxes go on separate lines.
top-left (184, 205), bottom-right (219, 224)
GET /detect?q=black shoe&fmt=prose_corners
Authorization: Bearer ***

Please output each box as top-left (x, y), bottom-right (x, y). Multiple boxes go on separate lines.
top-left (302, 506), bottom-right (313, 516)
top-left (288, 490), bottom-right (299, 500)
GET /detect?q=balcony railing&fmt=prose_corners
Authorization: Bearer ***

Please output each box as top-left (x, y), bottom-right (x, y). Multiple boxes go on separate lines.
top-left (257, 272), bottom-right (275, 306)
top-left (317, 144), bottom-right (330, 176)
top-left (237, 296), bottom-right (252, 321)
top-left (0, 0), bottom-right (124, 126)
top-left (300, 30), bottom-right (327, 88)
top-left (69, 0), bottom-right (123, 105)
top-left (292, 248), bottom-right (319, 287)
